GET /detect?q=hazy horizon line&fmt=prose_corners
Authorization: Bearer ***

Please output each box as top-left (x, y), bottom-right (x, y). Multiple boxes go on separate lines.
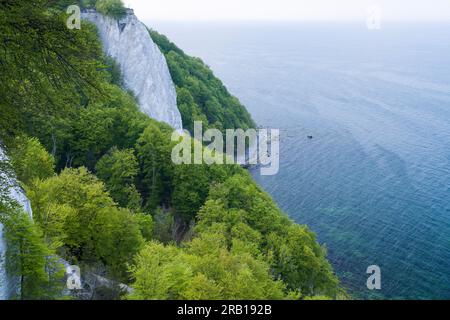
top-left (142, 18), bottom-right (450, 23)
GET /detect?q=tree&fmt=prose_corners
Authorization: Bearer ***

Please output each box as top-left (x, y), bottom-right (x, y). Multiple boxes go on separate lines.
top-left (134, 212), bottom-right (153, 242)
top-left (27, 167), bottom-right (149, 282)
top-left (170, 132), bottom-right (236, 222)
top-left (136, 124), bottom-right (174, 210)
top-left (96, 147), bottom-right (141, 210)
top-left (93, 207), bottom-right (145, 281)
top-left (267, 225), bottom-right (339, 297)
top-left (185, 233), bottom-right (287, 300)
top-left (95, 0), bottom-right (127, 19)
top-left (0, 0), bottom-right (105, 138)
top-left (196, 174), bottom-right (340, 297)
top-left (80, 0), bottom-right (97, 9)
top-left (42, 82), bottom-right (150, 171)
top-left (8, 136), bottom-right (54, 187)
top-left (68, 106), bottom-right (115, 169)
top-left (171, 163), bottom-right (210, 220)
top-left (176, 87), bottom-right (208, 133)
top-left (151, 209), bottom-right (174, 244)
top-left (129, 233), bottom-right (287, 300)
top-left (0, 207), bottom-right (64, 300)
top-left (27, 167), bottom-right (114, 260)
top-left (128, 242), bottom-right (191, 300)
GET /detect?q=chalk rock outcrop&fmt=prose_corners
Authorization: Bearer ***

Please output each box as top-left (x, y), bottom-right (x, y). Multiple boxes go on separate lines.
top-left (82, 9), bottom-right (183, 130)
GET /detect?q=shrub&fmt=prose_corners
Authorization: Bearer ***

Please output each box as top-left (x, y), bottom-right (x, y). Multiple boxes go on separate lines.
top-left (95, 0), bottom-right (127, 19)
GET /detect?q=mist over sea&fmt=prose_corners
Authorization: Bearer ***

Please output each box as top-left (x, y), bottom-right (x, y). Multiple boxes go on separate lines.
top-left (151, 21), bottom-right (450, 299)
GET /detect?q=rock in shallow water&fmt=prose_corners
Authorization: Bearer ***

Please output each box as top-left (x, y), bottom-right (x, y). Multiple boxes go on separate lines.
top-left (82, 9), bottom-right (183, 130)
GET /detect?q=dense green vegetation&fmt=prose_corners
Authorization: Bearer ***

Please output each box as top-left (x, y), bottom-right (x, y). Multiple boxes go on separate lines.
top-left (0, 140), bottom-right (63, 300)
top-left (95, 147), bottom-right (141, 211)
top-left (0, 0), bottom-right (343, 300)
top-left (81, 0), bottom-right (127, 19)
top-left (150, 30), bottom-right (255, 134)
top-left (0, 206), bottom-right (65, 300)
top-left (129, 236), bottom-right (290, 300)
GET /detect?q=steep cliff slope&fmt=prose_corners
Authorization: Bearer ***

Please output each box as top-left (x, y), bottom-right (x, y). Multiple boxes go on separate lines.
top-left (82, 9), bottom-right (183, 130)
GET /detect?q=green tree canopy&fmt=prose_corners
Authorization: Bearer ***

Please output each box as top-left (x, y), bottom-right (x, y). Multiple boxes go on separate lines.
top-left (129, 233), bottom-right (288, 300)
top-left (27, 167), bottom-right (145, 281)
top-left (96, 147), bottom-right (141, 210)
top-left (135, 123), bottom-right (174, 210)
top-left (0, 0), bottom-right (105, 138)
top-left (0, 207), bottom-right (64, 300)
top-left (196, 174), bottom-right (340, 297)
top-left (8, 136), bottom-right (55, 187)
top-left (95, 0), bottom-right (127, 19)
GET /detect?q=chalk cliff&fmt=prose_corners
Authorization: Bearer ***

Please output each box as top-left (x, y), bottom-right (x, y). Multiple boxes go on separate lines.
top-left (82, 9), bottom-right (183, 130)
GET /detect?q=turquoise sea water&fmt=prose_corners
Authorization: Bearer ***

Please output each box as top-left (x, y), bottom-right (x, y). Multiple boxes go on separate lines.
top-left (151, 21), bottom-right (450, 299)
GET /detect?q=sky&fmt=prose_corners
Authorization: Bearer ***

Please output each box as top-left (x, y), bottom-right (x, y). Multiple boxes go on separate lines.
top-left (123, 0), bottom-right (450, 22)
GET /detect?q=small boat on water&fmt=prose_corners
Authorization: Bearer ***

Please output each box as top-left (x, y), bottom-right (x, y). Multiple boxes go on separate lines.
top-left (307, 135), bottom-right (313, 139)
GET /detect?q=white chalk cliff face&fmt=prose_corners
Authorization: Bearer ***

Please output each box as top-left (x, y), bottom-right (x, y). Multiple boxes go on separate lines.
top-left (82, 9), bottom-right (183, 130)
top-left (0, 146), bottom-right (33, 300)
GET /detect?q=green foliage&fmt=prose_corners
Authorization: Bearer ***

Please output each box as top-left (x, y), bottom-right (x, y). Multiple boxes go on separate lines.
top-left (8, 136), bottom-right (55, 187)
top-left (28, 167), bottom-right (112, 254)
top-left (129, 234), bottom-right (287, 300)
top-left (170, 133), bottom-right (242, 220)
top-left (171, 164), bottom-right (211, 220)
top-left (93, 207), bottom-right (145, 279)
top-left (32, 81), bottom-right (151, 171)
top-left (80, 0), bottom-right (97, 9)
top-left (134, 212), bottom-right (154, 242)
top-left (0, 1), bottom-right (146, 168)
top-left (175, 88), bottom-right (209, 131)
top-left (0, 152), bottom-right (64, 300)
top-left (151, 209), bottom-right (174, 244)
top-left (0, 157), bottom-right (14, 210)
top-left (69, 106), bottom-right (115, 168)
top-left (267, 225), bottom-right (339, 297)
top-left (150, 30), bottom-right (255, 134)
top-left (27, 167), bottom-right (145, 281)
top-left (196, 174), bottom-right (340, 297)
top-left (172, 162), bottom-right (234, 220)
top-left (196, 174), bottom-right (291, 239)
top-left (135, 123), bottom-right (174, 210)
top-left (0, 207), bottom-right (64, 300)
top-left (304, 295), bottom-right (332, 300)
top-left (96, 147), bottom-right (141, 210)
top-left (0, 0), bottom-right (105, 138)
top-left (95, 0), bottom-right (127, 19)
top-left (104, 56), bottom-right (124, 87)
